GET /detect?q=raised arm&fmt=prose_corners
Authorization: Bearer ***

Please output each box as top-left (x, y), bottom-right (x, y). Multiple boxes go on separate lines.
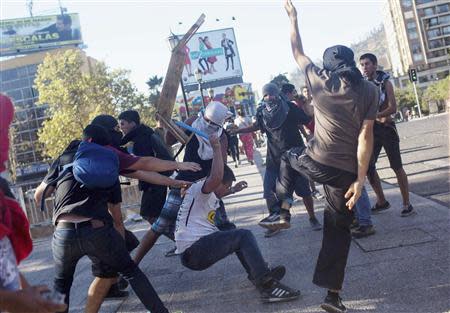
top-left (377, 80), bottom-right (397, 118)
top-left (202, 134), bottom-right (223, 194)
top-left (344, 120), bottom-right (374, 209)
top-left (233, 123), bottom-right (259, 135)
top-left (285, 0), bottom-right (313, 72)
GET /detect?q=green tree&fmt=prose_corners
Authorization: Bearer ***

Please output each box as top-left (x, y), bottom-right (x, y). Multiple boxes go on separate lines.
top-left (394, 82), bottom-right (428, 113)
top-left (34, 49), bottom-right (149, 158)
top-left (146, 75), bottom-right (163, 106)
top-left (423, 76), bottom-right (450, 108)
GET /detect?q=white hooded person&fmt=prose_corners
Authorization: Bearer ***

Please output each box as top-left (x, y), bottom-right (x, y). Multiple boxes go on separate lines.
top-left (130, 101), bottom-right (233, 264)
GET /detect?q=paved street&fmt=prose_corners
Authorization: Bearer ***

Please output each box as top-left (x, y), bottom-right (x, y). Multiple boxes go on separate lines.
top-left (19, 115), bottom-right (450, 313)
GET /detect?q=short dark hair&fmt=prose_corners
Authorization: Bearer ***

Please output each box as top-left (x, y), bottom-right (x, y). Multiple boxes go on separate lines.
top-left (82, 124), bottom-right (111, 146)
top-left (118, 110), bottom-right (140, 125)
top-left (359, 53), bottom-right (378, 65)
top-left (222, 165), bottom-right (236, 184)
top-left (281, 83), bottom-right (296, 95)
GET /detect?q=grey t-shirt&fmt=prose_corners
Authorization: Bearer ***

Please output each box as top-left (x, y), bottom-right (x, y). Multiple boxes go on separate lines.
top-left (304, 62), bottom-right (378, 174)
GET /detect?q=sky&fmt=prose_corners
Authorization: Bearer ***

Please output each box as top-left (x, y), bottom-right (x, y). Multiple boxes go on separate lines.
top-left (2, 0), bottom-right (385, 95)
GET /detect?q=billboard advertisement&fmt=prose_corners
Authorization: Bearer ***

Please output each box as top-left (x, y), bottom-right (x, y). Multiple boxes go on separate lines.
top-left (179, 27), bottom-right (243, 86)
top-left (175, 82), bottom-right (256, 119)
top-left (1, 14), bottom-right (83, 57)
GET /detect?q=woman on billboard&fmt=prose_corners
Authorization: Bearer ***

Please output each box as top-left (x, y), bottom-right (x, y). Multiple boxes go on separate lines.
top-left (221, 33), bottom-right (235, 71)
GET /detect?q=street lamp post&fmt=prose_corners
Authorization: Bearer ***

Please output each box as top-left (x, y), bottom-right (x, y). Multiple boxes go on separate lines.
top-left (167, 34), bottom-right (190, 117)
top-left (208, 88), bottom-right (214, 103)
top-left (194, 68), bottom-right (206, 109)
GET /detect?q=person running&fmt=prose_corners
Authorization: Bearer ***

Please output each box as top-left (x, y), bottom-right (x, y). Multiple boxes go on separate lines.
top-left (234, 83), bottom-right (321, 237)
top-left (272, 1), bottom-right (379, 312)
top-left (131, 101), bottom-right (232, 265)
top-left (224, 117), bottom-right (241, 168)
top-left (118, 110), bottom-right (173, 225)
top-left (175, 133), bottom-right (300, 303)
top-left (359, 53), bottom-right (415, 217)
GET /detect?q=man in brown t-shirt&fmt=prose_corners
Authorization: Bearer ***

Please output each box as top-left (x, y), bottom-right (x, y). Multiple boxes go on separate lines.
top-left (273, 1), bottom-right (378, 312)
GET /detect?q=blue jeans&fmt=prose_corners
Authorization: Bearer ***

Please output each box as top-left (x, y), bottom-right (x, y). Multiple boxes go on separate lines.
top-left (52, 223), bottom-right (168, 313)
top-left (181, 229), bottom-right (271, 286)
top-left (354, 186), bottom-right (372, 226)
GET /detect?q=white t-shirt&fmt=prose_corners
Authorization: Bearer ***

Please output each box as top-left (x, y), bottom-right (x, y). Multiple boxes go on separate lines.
top-left (175, 180), bottom-right (220, 254)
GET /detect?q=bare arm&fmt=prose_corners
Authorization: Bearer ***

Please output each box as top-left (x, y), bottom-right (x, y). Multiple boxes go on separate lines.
top-left (221, 181), bottom-right (248, 197)
top-left (285, 0), bottom-right (313, 73)
top-left (234, 123), bottom-right (259, 134)
top-left (344, 120), bottom-right (374, 209)
top-left (127, 157), bottom-right (201, 173)
top-left (377, 80), bottom-right (397, 118)
top-left (108, 202), bottom-right (125, 238)
top-left (34, 182), bottom-right (55, 205)
top-left (124, 171), bottom-right (191, 188)
top-left (220, 132), bottom-right (229, 161)
top-left (202, 134), bottom-right (223, 194)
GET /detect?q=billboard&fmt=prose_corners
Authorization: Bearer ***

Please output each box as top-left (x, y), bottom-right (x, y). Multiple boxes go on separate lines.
top-left (179, 27), bottom-right (243, 86)
top-left (0, 14), bottom-right (83, 57)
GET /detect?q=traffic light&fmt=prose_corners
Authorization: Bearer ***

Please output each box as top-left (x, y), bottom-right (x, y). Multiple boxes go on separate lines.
top-left (409, 69), bottom-right (418, 82)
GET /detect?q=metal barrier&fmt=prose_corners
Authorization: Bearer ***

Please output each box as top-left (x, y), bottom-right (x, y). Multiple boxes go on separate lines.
top-left (19, 184), bottom-right (142, 226)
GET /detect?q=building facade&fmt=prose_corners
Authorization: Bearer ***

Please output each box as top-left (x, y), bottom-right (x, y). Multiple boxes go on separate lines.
top-left (383, 0), bottom-right (450, 87)
top-left (0, 48), bottom-right (93, 186)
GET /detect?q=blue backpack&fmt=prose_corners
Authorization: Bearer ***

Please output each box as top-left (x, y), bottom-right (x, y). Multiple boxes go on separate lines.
top-left (40, 141), bottom-right (119, 211)
top-left (72, 141), bottom-right (119, 189)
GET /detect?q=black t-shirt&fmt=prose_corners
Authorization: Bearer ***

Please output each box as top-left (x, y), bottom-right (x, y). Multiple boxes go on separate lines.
top-left (44, 156), bottom-right (122, 225)
top-left (256, 101), bottom-right (311, 170)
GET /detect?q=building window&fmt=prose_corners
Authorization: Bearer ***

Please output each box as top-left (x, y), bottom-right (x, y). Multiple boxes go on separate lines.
top-left (407, 21), bottom-right (416, 29)
top-left (445, 37), bottom-right (450, 46)
top-left (409, 29), bottom-right (419, 39)
top-left (425, 17), bottom-right (439, 28)
top-left (416, 0), bottom-right (434, 4)
top-left (423, 7), bottom-right (435, 16)
top-left (413, 54), bottom-right (424, 61)
top-left (437, 4), bottom-right (450, 14)
top-left (427, 28), bottom-right (441, 38)
top-left (436, 70), bottom-right (449, 80)
top-left (443, 26), bottom-right (450, 35)
top-left (440, 14), bottom-right (450, 25)
top-left (428, 49), bottom-right (446, 58)
top-left (402, 0), bottom-right (412, 7)
top-left (429, 39), bottom-right (444, 49)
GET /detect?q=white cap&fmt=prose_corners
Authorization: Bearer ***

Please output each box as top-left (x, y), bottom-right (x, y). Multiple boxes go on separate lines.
top-left (204, 101), bottom-right (233, 126)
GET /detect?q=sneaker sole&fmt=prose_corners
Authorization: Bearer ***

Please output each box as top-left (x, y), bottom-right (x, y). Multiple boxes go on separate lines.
top-left (352, 231), bottom-right (376, 239)
top-left (320, 303), bottom-right (347, 313)
top-left (261, 294), bottom-right (300, 303)
top-left (264, 229), bottom-right (281, 238)
top-left (401, 210), bottom-right (417, 217)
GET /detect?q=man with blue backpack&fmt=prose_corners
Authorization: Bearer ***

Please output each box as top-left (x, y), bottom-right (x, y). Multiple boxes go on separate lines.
top-left (34, 123), bottom-right (200, 313)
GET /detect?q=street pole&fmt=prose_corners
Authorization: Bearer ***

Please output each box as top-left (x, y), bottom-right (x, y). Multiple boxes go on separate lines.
top-left (199, 82), bottom-right (206, 109)
top-left (412, 81), bottom-right (422, 118)
top-left (179, 78), bottom-right (190, 117)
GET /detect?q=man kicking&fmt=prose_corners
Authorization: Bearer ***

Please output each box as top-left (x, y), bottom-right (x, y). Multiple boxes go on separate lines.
top-left (175, 133), bottom-right (300, 303)
top-left (269, 1), bottom-right (379, 312)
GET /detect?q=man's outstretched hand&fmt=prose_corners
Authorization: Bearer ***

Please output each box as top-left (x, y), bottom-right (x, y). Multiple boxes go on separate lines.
top-left (233, 181), bottom-right (248, 193)
top-left (284, 0), bottom-right (298, 20)
top-left (344, 180), bottom-right (364, 210)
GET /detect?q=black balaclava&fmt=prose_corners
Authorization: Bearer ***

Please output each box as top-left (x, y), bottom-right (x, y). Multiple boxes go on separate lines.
top-left (91, 114), bottom-right (123, 148)
top-left (261, 83), bottom-right (289, 131)
top-left (322, 45), bottom-right (362, 84)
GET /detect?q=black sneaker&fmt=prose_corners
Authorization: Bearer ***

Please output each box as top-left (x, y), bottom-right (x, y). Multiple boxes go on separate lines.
top-left (371, 201), bottom-right (391, 214)
top-left (309, 217), bottom-right (322, 231)
top-left (117, 276), bottom-right (129, 290)
top-left (312, 190), bottom-right (325, 200)
top-left (278, 209), bottom-right (291, 229)
top-left (165, 246), bottom-right (177, 257)
top-left (321, 293), bottom-right (346, 313)
top-left (260, 280), bottom-right (300, 303)
top-left (401, 204), bottom-right (416, 217)
top-left (104, 283), bottom-right (129, 300)
top-left (352, 225), bottom-right (376, 238)
top-left (264, 228), bottom-right (281, 238)
top-left (259, 213), bottom-right (280, 229)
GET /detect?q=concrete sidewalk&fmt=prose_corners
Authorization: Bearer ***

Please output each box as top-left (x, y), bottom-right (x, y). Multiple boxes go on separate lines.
top-left (20, 147), bottom-right (450, 313)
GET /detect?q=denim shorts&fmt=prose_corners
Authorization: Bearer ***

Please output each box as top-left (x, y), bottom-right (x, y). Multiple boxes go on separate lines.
top-left (151, 188), bottom-right (182, 236)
